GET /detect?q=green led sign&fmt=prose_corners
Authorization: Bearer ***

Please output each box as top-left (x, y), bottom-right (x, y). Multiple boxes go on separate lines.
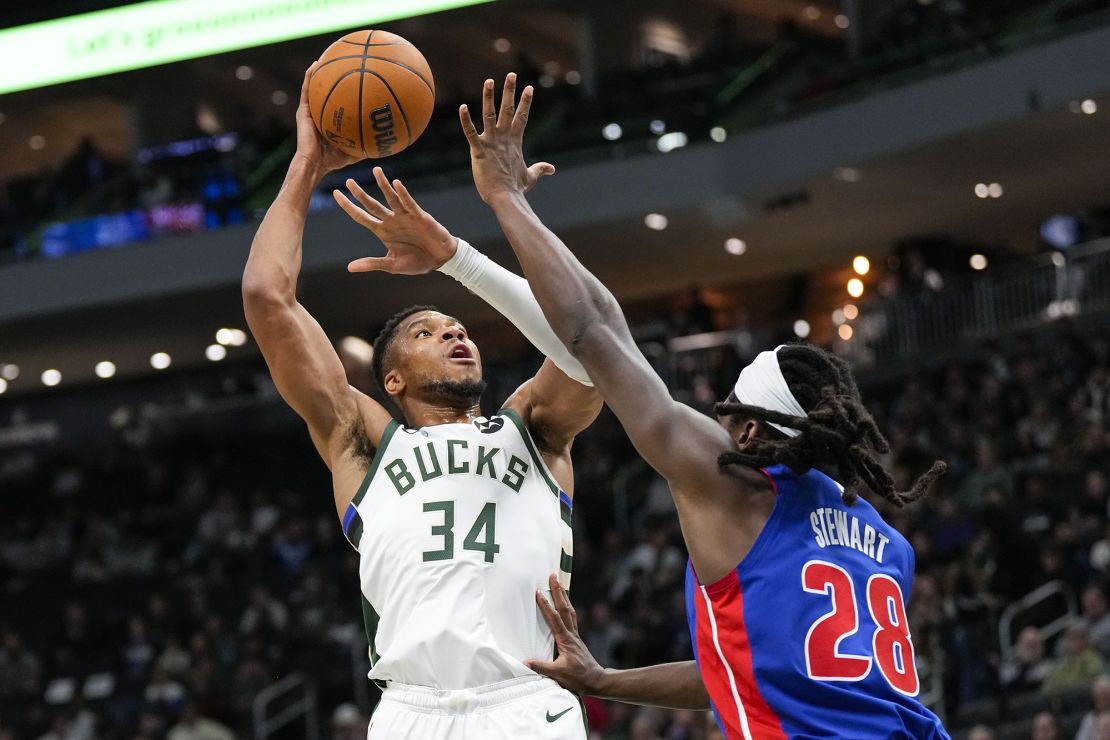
top-left (0, 0), bottom-right (493, 96)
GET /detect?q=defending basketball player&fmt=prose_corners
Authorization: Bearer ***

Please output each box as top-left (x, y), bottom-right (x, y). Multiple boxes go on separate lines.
top-left (243, 64), bottom-right (601, 740)
top-left (438, 75), bottom-right (951, 739)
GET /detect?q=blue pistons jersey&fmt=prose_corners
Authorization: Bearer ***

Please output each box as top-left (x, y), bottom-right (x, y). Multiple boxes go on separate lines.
top-left (684, 464), bottom-right (951, 739)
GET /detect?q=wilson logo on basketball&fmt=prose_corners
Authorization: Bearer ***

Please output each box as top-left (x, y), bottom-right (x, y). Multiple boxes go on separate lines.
top-left (369, 104), bottom-right (398, 157)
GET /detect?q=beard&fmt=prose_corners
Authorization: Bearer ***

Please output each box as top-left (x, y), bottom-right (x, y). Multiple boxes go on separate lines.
top-left (422, 378), bottom-right (487, 406)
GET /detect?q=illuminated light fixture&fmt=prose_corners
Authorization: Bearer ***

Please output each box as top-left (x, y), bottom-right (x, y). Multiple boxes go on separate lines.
top-left (852, 256), bottom-right (870, 276)
top-left (493, 38), bottom-right (511, 53)
top-left (565, 70), bottom-right (581, 85)
top-left (217, 327), bottom-right (248, 347)
top-left (29, 135), bottom-right (45, 150)
top-left (835, 14), bottom-right (849, 28)
top-left (649, 119), bottom-right (666, 135)
top-left (724, 238), bottom-right (747, 255)
top-left (0, 0), bottom-right (496, 95)
top-left (602, 123), bottom-right (623, 141)
top-left (206, 344), bottom-right (227, 362)
top-left (710, 126), bottom-right (727, 143)
top-left (270, 90), bottom-right (288, 105)
top-left (1, 364), bottom-right (18, 380)
top-left (538, 75), bottom-right (555, 88)
top-left (235, 65), bottom-right (253, 80)
top-left (843, 304), bottom-right (859, 321)
top-left (95, 361), bottom-right (116, 379)
top-left (150, 352), bottom-right (172, 370)
top-left (793, 320), bottom-right (811, 338)
top-left (833, 167), bottom-right (862, 182)
top-left (803, 5), bottom-right (821, 20)
top-left (847, 278), bottom-right (864, 298)
top-left (1051, 251), bottom-right (1066, 268)
top-left (644, 213), bottom-right (668, 231)
top-left (42, 369), bottom-right (62, 386)
top-left (969, 254), bottom-right (988, 271)
top-left (988, 183), bottom-right (1003, 198)
top-left (974, 183), bottom-right (990, 199)
top-left (0, 378), bottom-right (6, 394)
top-left (832, 308), bottom-right (846, 325)
top-left (838, 324), bottom-right (854, 340)
top-left (1082, 99), bottom-right (1098, 115)
top-left (656, 131), bottom-right (688, 153)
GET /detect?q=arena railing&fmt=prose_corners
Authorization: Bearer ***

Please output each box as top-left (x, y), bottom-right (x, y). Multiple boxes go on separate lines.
top-left (252, 671), bottom-right (319, 740)
top-left (997, 580), bottom-right (1077, 660)
top-left (837, 238), bottom-right (1110, 366)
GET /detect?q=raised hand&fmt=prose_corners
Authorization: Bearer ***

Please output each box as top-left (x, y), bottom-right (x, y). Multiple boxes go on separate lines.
top-left (525, 574), bottom-right (606, 695)
top-left (333, 166), bottom-right (458, 275)
top-left (295, 62), bottom-right (363, 176)
top-left (459, 73), bottom-right (556, 205)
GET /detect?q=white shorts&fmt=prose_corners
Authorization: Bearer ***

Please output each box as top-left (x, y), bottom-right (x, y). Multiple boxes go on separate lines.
top-left (367, 674), bottom-right (588, 740)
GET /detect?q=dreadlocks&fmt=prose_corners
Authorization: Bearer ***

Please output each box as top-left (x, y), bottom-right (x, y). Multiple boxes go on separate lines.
top-left (714, 343), bottom-right (946, 507)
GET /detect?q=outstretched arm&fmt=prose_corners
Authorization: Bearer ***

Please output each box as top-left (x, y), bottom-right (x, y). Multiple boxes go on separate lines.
top-left (459, 77), bottom-right (735, 489)
top-left (526, 575), bottom-right (709, 710)
top-left (243, 64), bottom-right (392, 518)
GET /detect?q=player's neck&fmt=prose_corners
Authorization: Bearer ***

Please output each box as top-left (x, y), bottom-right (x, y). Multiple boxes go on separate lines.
top-left (402, 399), bottom-right (483, 428)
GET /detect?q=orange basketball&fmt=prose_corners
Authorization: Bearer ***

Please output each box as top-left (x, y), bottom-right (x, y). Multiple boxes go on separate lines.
top-left (307, 30), bottom-right (435, 159)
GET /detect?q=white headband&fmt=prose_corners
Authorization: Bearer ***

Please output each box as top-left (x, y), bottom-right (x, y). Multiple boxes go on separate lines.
top-left (732, 345), bottom-right (807, 438)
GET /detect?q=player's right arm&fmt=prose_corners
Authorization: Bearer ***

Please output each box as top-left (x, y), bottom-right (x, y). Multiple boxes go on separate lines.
top-left (526, 576), bottom-right (709, 710)
top-left (242, 64), bottom-right (393, 518)
top-left (461, 76), bottom-right (772, 584)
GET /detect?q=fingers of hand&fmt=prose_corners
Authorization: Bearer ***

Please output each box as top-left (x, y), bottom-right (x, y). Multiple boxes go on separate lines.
top-left (333, 189), bottom-right (382, 230)
top-left (497, 73), bottom-right (517, 130)
top-left (481, 78), bottom-right (496, 131)
top-left (535, 589), bottom-right (566, 633)
top-left (347, 257), bottom-right (390, 273)
top-left (459, 104), bottom-right (480, 147)
top-left (372, 167), bottom-right (404, 211)
top-left (300, 62), bottom-right (317, 105)
top-left (346, 179), bottom-right (391, 219)
top-left (524, 659), bottom-right (558, 676)
top-left (511, 84), bottom-right (533, 136)
top-left (392, 179), bottom-right (421, 213)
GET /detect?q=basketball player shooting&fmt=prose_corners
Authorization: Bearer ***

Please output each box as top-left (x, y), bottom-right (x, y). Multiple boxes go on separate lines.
top-left (441, 74), bottom-right (952, 739)
top-left (243, 64), bottom-right (601, 740)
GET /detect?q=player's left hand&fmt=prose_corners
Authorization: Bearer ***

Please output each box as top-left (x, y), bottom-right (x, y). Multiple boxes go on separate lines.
top-left (526, 574), bottom-right (607, 696)
top-left (459, 74), bottom-right (555, 205)
top-left (335, 167), bottom-right (459, 275)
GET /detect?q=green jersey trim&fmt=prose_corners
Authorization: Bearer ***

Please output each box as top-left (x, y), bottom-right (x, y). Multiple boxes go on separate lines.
top-left (352, 419), bottom-right (401, 508)
top-left (361, 595), bottom-right (387, 690)
top-left (497, 408), bottom-right (561, 498)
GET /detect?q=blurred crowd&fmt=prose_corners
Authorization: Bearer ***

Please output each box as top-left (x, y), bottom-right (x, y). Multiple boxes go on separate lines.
top-left (0, 311), bottom-right (1109, 739)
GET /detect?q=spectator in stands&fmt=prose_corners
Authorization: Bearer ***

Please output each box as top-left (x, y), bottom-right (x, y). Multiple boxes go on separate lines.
top-left (0, 628), bottom-right (40, 697)
top-left (1042, 624), bottom-right (1106, 696)
top-left (967, 726), bottom-right (995, 740)
top-left (1031, 710), bottom-right (1060, 740)
top-left (1081, 584), bottom-right (1110, 656)
top-left (1075, 675), bottom-right (1110, 740)
top-left (1001, 626), bottom-right (1055, 694)
top-left (166, 703), bottom-right (234, 740)
top-left (958, 436), bottom-right (1015, 509)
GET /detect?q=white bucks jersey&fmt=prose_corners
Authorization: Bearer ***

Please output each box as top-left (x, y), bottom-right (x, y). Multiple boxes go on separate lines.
top-left (341, 409), bottom-right (574, 690)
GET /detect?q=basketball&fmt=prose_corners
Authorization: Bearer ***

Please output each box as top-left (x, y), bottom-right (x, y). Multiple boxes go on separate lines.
top-left (307, 30), bottom-right (435, 159)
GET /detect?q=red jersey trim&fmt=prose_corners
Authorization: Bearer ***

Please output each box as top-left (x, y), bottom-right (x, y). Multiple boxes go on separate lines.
top-left (694, 570), bottom-right (787, 740)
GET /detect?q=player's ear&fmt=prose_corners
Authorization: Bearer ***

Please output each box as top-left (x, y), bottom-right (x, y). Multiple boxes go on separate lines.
top-left (734, 419), bottom-right (759, 450)
top-left (384, 367), bottom-right (405, 398)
